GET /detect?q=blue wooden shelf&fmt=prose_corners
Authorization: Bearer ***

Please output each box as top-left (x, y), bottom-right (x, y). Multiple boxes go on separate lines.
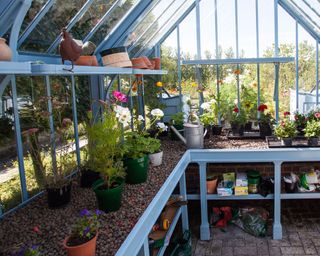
top-left (132, 69), bottom-right (168, 75)
top-left (0, 61), bottom-right (31, 74)
top-left (187, 194), bottom-right (274, 200)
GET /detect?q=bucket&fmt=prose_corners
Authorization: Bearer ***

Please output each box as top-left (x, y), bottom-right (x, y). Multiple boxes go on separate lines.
top-left (247, 170), bottom-right (260, 194)
top-left (184, 115), bottom-right (206, 149)
top-left (124, 155), bottom-right (149, 184)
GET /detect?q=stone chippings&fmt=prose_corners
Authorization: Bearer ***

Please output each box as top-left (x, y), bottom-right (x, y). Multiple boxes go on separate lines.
top-left (0, 138), bottom-right (185, 256)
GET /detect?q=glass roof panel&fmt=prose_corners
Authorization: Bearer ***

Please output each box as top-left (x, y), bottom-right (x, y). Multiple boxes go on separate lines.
top-left (19, 0), bottom-right (47, 36)
top-left (130, 0), bottom-right (194, 57)
top-left (89, 0), bottom-right (139, 46)
top-left (69, 0), bottom-right (118, 40)
top-left (290, 0), bottom-right (320, 34)
top-left (20, 0), bottom-right (87, 53)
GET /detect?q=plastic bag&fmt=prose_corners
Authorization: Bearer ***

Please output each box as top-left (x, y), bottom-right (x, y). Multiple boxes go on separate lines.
top-left (170, 230), bottom-right (192, 256)
top-left (210, 207), bottom-right (232, 228)
top-left (231, 208), bottom-right (269, 237)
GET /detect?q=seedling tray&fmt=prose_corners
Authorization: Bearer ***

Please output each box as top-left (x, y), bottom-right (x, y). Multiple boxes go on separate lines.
top-left (227, 130), bottom-right (262, 140)
top-left (266, 136), bottom-right (320, 148)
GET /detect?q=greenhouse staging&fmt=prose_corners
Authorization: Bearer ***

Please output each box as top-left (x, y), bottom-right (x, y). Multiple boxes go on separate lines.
top-left (1, 0), bottom-right (320, 256)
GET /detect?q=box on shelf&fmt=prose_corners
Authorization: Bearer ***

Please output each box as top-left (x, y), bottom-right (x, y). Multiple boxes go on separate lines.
top-left (235, 186), bottom-right (249, 196)
top-left (305, 170), bottom-right (319, 184)
top-left (223, 172), bottom-right (235, 183)
top-left (217, 181), bottom-right (233, 196)
top-left (236, 172), bottom-right (248, 187)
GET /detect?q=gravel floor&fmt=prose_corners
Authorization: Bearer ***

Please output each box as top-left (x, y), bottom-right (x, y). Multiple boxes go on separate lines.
top-left (0, 134), bottom-right (268, 256)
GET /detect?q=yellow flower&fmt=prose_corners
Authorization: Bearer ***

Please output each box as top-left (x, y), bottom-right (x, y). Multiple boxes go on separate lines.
top-left (251, 82), bottom-right (257, 87)
top-left (156, 81), bottom-right (163, 87)
top-left (191, 82), bottom-right (197, 87)
top-left (244, 102), bottom-right (252, 109)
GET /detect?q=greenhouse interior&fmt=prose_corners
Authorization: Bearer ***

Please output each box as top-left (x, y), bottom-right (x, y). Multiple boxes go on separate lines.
top-left (1, 0), bottom-right (320, 255)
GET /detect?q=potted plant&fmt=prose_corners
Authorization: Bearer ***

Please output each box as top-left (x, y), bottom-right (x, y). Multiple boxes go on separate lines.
top-left (86, 95), bottom-right (128, 213)
top-left (147, 122), bottom-right (167, 166)
top-left (200, 98), bottom-right (222, 136)
top-left (13, 245), bottom-right (41, 256)
top-left (206, 175), bottom-right (218, 194)
top-left (293, 111), bottom-right (307, 136)
top-left (63, 209), bottom-right (101, 256)
top-left (274, 112), bottom-right (297, 146)
top-left (304, 119), bottom-right (320, 146)
top-left (257, 104), bottom-right (274, 138)
top-left (169, 112), bottom-right (184, 140)
top-left (230, 106), bottom-right (247, 136)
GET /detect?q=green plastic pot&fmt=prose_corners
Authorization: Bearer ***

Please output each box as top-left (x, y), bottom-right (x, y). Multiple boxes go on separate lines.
top-left (247, 170), bottom-right (261, 194)
top-left (124, 155), bottom-right (149, 184)
top-left (92, 179), bottom-right (124, 213)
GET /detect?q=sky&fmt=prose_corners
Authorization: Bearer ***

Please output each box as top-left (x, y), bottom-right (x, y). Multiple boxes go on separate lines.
top-left (162, 0), bottom-right (317, 58)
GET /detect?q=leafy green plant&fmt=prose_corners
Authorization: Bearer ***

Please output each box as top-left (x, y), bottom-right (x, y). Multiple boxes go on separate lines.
top-left (199, 112), bottom-right (215, 126)
top-left (304, 120), bottom-right (320, 138)
top-left (274, 118), bottom-right (297, 139)
top-left (230, 107), bottom-right (247, 125)
top-left (13, 245), bottom-right (41, 256)
top-left (123, 131), bottom-right (151, 159)
top-left (293, 111), bottom-right (307, 128)
top-left (144, 137), bottom-right (161, 154)
top-left (86, 111), bottom-right (125, 188)
top-left (170, 112), bottom-right (184, 126)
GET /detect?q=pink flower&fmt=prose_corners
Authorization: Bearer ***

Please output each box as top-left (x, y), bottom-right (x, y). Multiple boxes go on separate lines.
top-left (112, 91), bottom-right (127, 103)
top-left (233, 107), bottom-right (239, 113)
top-left (33, 226), bottom-right (40, 233)
top-left (314, 113), bottom-right (320, 119)
top-left (284, 112), bottom-right (290, 117)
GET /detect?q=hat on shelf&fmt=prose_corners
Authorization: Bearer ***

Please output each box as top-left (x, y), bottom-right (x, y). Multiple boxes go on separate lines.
top-left (100, 46), bottom-right (132, 68)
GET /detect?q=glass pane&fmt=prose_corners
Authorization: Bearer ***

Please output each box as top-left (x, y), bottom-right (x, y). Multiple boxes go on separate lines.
top-left (200, 0), bottom-right (215, 59)
top-left (69, 0), bottom-right (118, 40)
top-left (217, 0), bottom-right (235, 58)
top-left (131, 0), bottom-right (194, 57)
top-left (259, 0), bottom-right (274, 56)
top-left (0, 82), bottom-right (21, 213)
top-left (20, 0), bottom-right (87, 53)
top-left (291, 0), bottom-right (320, 34)
top-left (238, 0), bottom-right (256, 58)
top-left (19, 0), bottom-right (48, 36)
top-left (90, 0), bottom-right (139, 47)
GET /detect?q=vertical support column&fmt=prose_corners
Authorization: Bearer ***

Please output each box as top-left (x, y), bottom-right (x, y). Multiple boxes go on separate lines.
top-left (235, 0), bottom-right (240, 110)
top-left (195, 0), bottom-right (204, 109)
top-left (129, 75), bottom-right (134, 130)
top-left (316, 41), bottom-right (319, 106)
top-left (295, 22), bottom-right (299, 110)
top-left (256, 0), bottom-right (261, 119)
top-left (273, 161), bottom-right (282, 240)
top-left (71, 75), bottom-right (81, 168)
top-left (199, 162), bottom-right (210, 240)
top-left (143, 237), bottom-right (150, 256)
top-left (138, 76), bottom-right (146, 128)
top-left (214, 0), bottom-right (221, 125)
top-left (11, 76), bottom-right (28, 201)
top-left (179, 172), bottom-right (189, 231)
top-left (45, 76), bottom-right (57, 174)
top-left (274, 0), bottom-right (280, 122)
top-left (177, 25), bottom-right (182, 111)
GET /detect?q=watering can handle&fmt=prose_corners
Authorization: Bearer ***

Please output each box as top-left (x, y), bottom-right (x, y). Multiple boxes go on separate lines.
top-left (187, 113), bottom-right (200, 125)
top-left (203, 128), bottom-right (207, 137)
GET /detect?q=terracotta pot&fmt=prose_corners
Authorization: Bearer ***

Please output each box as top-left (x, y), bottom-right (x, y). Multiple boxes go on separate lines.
top-left (153, 57), bottom-right (161, 69)
top-left (0, 38), bottom-right (12, 61)
top-left (206, 177), bottom-right (218, 194)
top-left (64, 232), bottom-right (98, 256)
top-left (131, 56), bottom-right (153, 69)
top-left (74, 56), bottom-right (98, 66)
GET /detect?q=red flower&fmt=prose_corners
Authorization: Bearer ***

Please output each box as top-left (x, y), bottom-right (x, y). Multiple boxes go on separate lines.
top-left (294, 115), bottom-right (299, 121)
top-left (257, 104), bottom-right (267, 112)
top-left (314, 113), bottom-right (320, 119)
top-left (33, 226), bottom-right (40, 233)
top-left (284, 112), bottom-right (290, 117)
top-left (233, 107), bottom-right (239, 113)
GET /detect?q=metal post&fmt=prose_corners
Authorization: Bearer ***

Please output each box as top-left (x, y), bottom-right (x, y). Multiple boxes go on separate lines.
top-left (11, 76), bottom-right (28, 201)
top-left (316, 41), bottom-right (319, 106)
top-left (45, 76), bottom-right (57, 174)
top-left (273, 161), bottom-right (282, 239)
top-left (71, 75), bottom-right (81, 167)
top-left (295, 22), bottom-right (299, 110)
top-left (195, 0), bottom-right (204, 109)
top-left (256, 0), bottom-right (261, 119)
top-left (129, 76), bottom-right (134, 130)
top-left (143, 237), bottom-right (150, 256)
top-left (137, 76), bottom-right (146, 128)
top-left (274, 0), bottom-right (280, 122)
top-left (214, 0), bottom-right (221, 125)
top-left (235, 0), bottom-right (240, 110)
top-left (177, 25), bottom-right (182, 111)
top-left (199, 162), bottom-right (210, 240)
top-left (179, 172), bottom-right (189, 231)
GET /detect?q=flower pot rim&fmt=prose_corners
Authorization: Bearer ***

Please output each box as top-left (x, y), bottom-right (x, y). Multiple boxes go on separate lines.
top-left (63, 231), bottom-right (98, 249)
top-left (92, 178), bottom-right (124, 191)
top-left (149, 150), bottom-right (163, 155)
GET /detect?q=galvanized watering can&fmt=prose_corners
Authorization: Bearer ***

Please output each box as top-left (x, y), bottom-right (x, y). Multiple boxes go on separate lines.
top-left (170, 115), bottom-right (207, 149)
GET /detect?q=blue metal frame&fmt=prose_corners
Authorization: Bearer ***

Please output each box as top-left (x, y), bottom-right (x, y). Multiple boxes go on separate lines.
top-left (295, 22), bottom-right (299, 110)
top-left (214, 0), bottom-right (221, 125)
top-left (235, 0), bottom-right (240, 111)
top-left (18, 0), bottom-right (55, 48)
top-left (256, 0), bottom-right (261, 119)
top-left (47, 0), bottom-right (95, 53)
top-left (317, 41), bottom-right (319, 105)
top-left (177, 25), bottom-right (182, 110)
top-left (274, 0), bottom-right (280, 122)
top-left (71, 75), bottom-right (81, 167)
top-left (0, 0), bottom-right (23, 37)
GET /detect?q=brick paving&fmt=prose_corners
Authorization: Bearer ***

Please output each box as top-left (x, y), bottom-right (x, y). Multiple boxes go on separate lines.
top-left (190, 201), bottom-right (320, 256)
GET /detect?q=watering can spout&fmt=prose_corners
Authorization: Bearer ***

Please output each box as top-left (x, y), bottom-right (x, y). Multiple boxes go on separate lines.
top-left (170, 125), bottom-right (186, 145)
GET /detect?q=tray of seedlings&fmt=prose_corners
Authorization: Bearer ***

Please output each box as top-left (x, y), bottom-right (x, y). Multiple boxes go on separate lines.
top-left (266, 136), bottom-right (320, 148)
